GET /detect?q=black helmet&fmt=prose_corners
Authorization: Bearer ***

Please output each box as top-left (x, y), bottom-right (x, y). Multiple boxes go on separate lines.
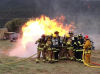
top-left (69, 31), bottom-right (73, 35)
top-left (78, 34), bottom-right (83, 37)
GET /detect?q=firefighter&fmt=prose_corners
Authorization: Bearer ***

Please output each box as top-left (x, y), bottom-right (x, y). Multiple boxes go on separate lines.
top-left (54, 31), bottom-right (59, 37)
top-left (72, 36), bottom-right (79, 61)
top-left (69, 31), bottom-right (74, 38)
top-left (51, 34), bottom-right (60, 62)
top-left (66, 34), bottom-right (74, 60)
top-left (77, 34), bottom-right (84, 62)
top-left (35, 34), bottom-right (46, 63)
top-left (59, 36), bottom-right (66, 60)
top-left (45, 35), bottom-right (49, 61)
top-left (83, 35), bottom-right (92, 64)
top-left (46, 37), bottom-right (52, 63)
top-left (64, 34), bottom-right (70, 59)
top-left (54, 31), bottom-right (60, 61)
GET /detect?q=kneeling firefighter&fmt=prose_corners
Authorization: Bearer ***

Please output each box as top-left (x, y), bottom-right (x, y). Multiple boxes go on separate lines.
top-left (83, 35), bottom-right (92, 64)
top-left (35, 34), bottom-right (46, 63)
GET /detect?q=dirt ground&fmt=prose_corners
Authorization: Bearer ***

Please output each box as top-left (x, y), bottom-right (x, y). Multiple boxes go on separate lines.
top-left (0, 40), bottom-right (100, 74)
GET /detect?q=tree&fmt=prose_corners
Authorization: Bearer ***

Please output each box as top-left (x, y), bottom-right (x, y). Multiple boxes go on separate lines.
top-left (5, 18), bottom-right (26, 32)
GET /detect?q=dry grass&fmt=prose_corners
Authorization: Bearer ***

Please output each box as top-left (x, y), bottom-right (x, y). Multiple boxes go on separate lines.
top-left (0, 40), bottom-right (100, 74)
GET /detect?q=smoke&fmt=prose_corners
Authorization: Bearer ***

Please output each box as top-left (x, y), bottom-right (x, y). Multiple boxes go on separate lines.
top-left (8, 23), bottom-right (41, 58)
top-left (8, 0), bottom-right (100, 58)
top-left (9, 38), bottom-right (38, 58)
top-left (52, 0), bottom-right (100, 50)
top-left (75, 14), bottom-right (100, 50)
top-left (38, 0), bottom-right (100, 49)
top-left (47, 0), bottom-right (100, 49)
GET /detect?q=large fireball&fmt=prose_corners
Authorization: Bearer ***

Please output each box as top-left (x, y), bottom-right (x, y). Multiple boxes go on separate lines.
top-left (9, 15), bottom-right (74, 57)
top-left (22, 15), bottom-right (74, 47)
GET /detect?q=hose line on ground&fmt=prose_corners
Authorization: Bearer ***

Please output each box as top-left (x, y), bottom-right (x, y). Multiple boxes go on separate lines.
top-left (82, 49), bottom-right (100, 68)
top-left (3, 53), bottom-right (37, 65)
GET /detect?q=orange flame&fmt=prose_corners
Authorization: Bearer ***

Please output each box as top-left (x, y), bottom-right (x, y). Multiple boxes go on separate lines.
top-left (21, 15), bottom-right (74, 48)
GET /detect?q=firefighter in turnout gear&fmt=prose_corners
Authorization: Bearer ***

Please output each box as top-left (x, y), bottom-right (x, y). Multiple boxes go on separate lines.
top-left (59, 36), bottom-right (66, 60)
top-left (72, 36), bottom-right (79, 61)
top-left (69, 31), bottom-right (74, 38)
top-left (66, 34), bottom-right (74, 60)
top-left (34, 30), bottom-right (95, 65)
top-left (52, 33), bottom-right (60, 62)
top-left (83, 35), bottom-right (92, 64)
top-left (63, 34), bottom-right (70, 59)
top-left (35, 34), bottom-right (46, 63)
top-left (46, 37), bottom-right (52, 63)
top-left (77, 34), bottom-right (84, 62)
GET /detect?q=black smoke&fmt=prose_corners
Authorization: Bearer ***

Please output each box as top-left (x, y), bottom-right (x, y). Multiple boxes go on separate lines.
top-left (0, 0), bottom-right (100, 49)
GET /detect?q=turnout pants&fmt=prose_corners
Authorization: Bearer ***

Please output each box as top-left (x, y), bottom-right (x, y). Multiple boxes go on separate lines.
top-left (68, 49), bottom-right (74, 60)
top-left (75, 49), bottom-right (83, 61)
top-left (59, 47), bottom-right (67, 59)
top-left (52, 47), bottom-right (60, 62)
top-left (84, 50), bottom-right (91, 64)
top-left (54, 51), bottom-right (59, 61)
top-left (47, 47), bottom-right (53, 62)
top-left (36, 47), bottom-right (46, 62)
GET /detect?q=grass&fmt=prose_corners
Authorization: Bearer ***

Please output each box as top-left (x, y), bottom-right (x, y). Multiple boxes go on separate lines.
top-left (0, 40), bottom-right (15, 51)
top-left (0, 40), bottom-right (100, 74)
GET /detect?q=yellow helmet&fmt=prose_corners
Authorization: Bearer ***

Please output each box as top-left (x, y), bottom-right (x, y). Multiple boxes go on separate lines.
top-left (53, 34), bottom-right (57, 38)
top-left (66, 34), bottom-right (70, 38)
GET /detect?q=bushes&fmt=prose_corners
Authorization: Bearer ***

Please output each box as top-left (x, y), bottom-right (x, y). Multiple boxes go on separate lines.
top-left (5, 18), bottom-right (26, 32)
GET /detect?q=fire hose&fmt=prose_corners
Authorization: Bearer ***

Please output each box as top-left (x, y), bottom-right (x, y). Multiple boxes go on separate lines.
top-left (82, 49), bottom-right (100, 68)
top-left (91, 62), bottom-right (100, 66)
top-left (2, 53), bottom-right (37, 65)
top-left (0, 48), bottom-right (100, 68)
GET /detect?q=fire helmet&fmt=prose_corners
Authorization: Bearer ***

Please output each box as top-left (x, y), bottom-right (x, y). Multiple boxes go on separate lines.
top-left (78, 34), bottom-right (83, 37)
top-left (66, 34), bottom-right (70, 38)
top-left (54, 31), bottom-right (59, 34)
top-left (53, 34), bottom-right (57, 38)
top-left (42, 34), bottom-right (45, 38)
top-left (85, 35), bottom-right (89, 39)
top-left (69, 31), bottom-right (73, 35)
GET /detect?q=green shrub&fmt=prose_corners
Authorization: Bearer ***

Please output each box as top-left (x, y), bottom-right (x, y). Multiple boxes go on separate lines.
top-left (5, 18), bottom-right (26, 32)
